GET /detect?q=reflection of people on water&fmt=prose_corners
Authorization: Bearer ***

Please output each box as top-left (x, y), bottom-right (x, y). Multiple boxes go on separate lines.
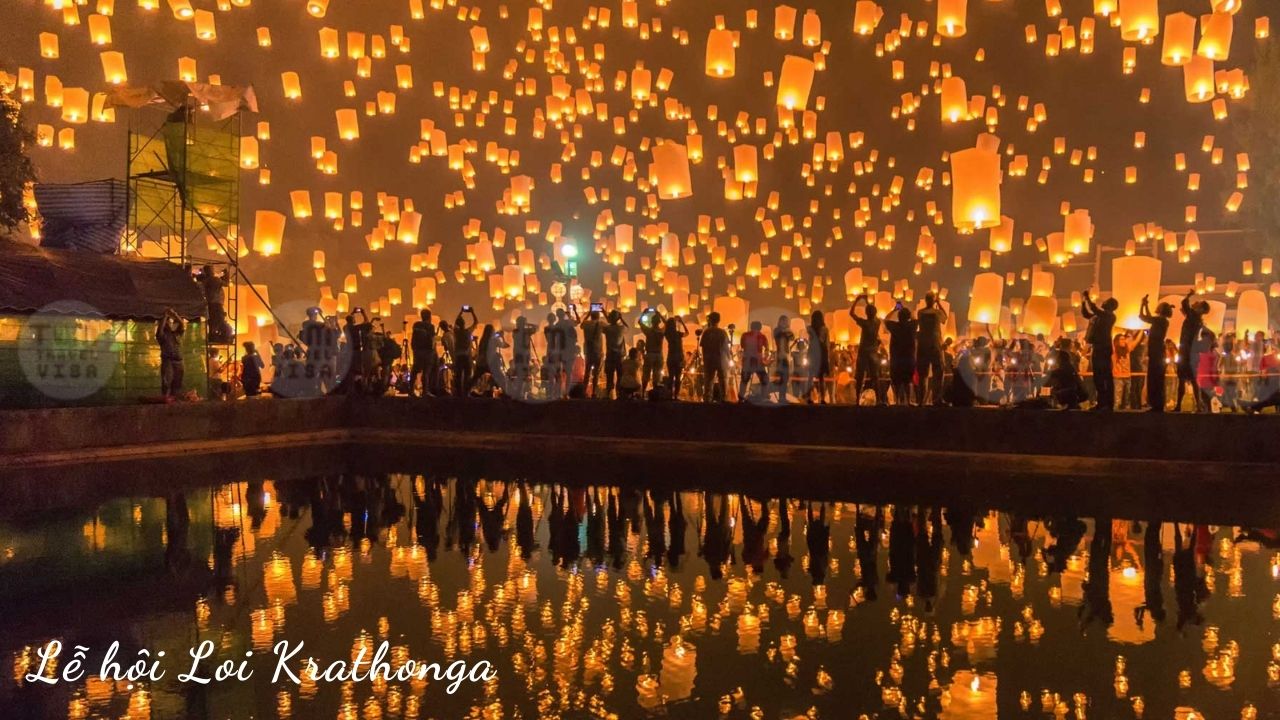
top-left (700, 494), bottom-right (735, 580)
top-left (854, 506), bottom-right (882, 601)
top-left (607, 491), bottom-right (629, 570)
top-left (478, 482), bottom-right (509, 554)
top-left (548, 486), bottom-right (581, 568)
top-left (740, 496), bottom-right (770, 575)
top-left (1044, 517), bottom-right (1087, 573)
top-left (667, 492), bottom-right (687, 571)
top-left (515, 482), bottom-right (537, 561)
top-left (164, 492), bottom-right (191, 574)
top-left (1135, 521), bottom-right (1166, 629)
top-left (1079, 516), bottom-right (1114, 630)
top-left (805, 502), bottom-right (831, 586)
top-left (414, 476), bottom-right (444, 561)
top-left (915, 508), bottom-right (944, 612)
top-left (643, 491), bottom-right (667, 568)
top-left (586, 489), bottom-right (606, 567)
top-left (773, 499), bottom-right (795, 579)
top-left (1173, 523), bottom-right (1208, 631)
top-left (887, 506), bottom-right (917, 599)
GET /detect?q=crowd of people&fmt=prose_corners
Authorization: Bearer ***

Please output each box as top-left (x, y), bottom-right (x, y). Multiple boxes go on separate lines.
top-left (195, 289), bottom-right (1280, 413)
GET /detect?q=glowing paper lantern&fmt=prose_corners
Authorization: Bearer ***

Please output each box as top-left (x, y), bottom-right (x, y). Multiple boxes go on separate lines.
top-left (1197, 13), bottom-right (1233, 61)
top-left (1161, 13), bottom-right (1195, 66)
top-left (937, 0), bottom-right (967, 38)
top-left (502, 265), bottom-right (525, 298)
top-left (774, 5), bottom-right (797, 40)
top-left (253, 210), bottom-right (286, 257)
top-left (652, 142), bottom-right (693, 200)
top-left (988, 215), bottom-right (1014, 252)
top-left (705, 29), bottom-right (736, 77)
top-left (1031, 269), bottom-right (1055, 298)
top-left (1022, 296), bottom-right (1058, 336)
top-left (1234, 290), bottom-right (1268, 334)
top-left (776, 55), bottom-right (815, 110)
top-left (1063, 209), bottom-right (1093, 255)
top-left (335, 108), bottom-right (359, 140)
top-left (1111, 256), bottom-right (1161, 330)
top-left (281, 72), bottom-right (301, 100)
top-left (854, 1), bottom-right (883, 35)
top-left (949, 147), bottom-right (1001, 231)
top-left (1119, 0), bottom-right (1159, 41)
top-left (733, 145), bottom-right (758, 183)
top-left (968, 272), bottom-right (1004, 324)
top-left (99, 51), bottom-right (126, 84)
top-left (940, 76), bottom-right (969, 123)
top-left (1183, 56), bottom-right (1214, 103)
top-left (306, 0), bottom-right (328, 17)
top-left (39, 33), bottom-right (59, 59)
top-left (289, 190), bottom-right (312, 219)
top-left (713, 296), bottom-right (749, 333)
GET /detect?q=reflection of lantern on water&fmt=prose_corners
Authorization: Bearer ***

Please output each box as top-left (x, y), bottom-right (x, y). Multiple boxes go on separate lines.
top-left (264, 554), bottom-right (297, 607)
top-left (736, 612), bottom-right (760, 653)
top-left (939, 670), bottom-right (996, 719)
top-left (635, 674), bottom-right (661, 710)
top-left (659, 636), bottom-right (697, 701)
top-left (779, 634), bottom-right (797, 661)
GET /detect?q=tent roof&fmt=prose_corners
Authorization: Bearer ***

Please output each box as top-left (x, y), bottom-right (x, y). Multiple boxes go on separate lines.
top-left (0, 240), bottom-right (206, 321)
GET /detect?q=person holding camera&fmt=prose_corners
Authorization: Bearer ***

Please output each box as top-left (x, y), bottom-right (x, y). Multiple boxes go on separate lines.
top-left (581, 304), bottom-right (606, 397)
top-left (639, 308), bottom-right (665, 395)
top-left (602, 309), bottom-right (628, 399)
top-left (663, 314), bottom-right (689, 400)
top-left (409, 309), bottom-right (437, 397)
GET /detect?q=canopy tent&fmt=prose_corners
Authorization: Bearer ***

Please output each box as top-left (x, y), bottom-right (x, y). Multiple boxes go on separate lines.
top-left (0, 239), bottom-right (205, 320)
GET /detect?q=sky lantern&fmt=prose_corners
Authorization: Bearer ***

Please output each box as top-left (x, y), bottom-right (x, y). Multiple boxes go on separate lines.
top-left (1111, 255), bottom-right (1161, 329)
top-left (989, 216), bottom-right (1014, 252)
top-left (193, 9), bottom-right (216, 40)
top-left (801, 9), bottom-right (821, 46)
top-left (240, 137), bottom-right (259, 169)
top-left (99, 51), bottom-right (126, 84)
top-left (502, 264), bottom-right (525, 298)
top-left (1119, 0), bottom-right (1159, 41)
top-left (511, 175), bottom-right (532, 208)
top-left (39, 32), bottom-right (59, 59)
top-left (853, 1), bottom-right (882, 35)
top-left (167, 0), bottom-right (194, 20)
top-left (319, 27), bottom-right (340, 58)
top-left (336, 108), bottom-right (359, 140)
top-left (940, 76), bottom-right (968, 123)
top-left (705, 29), bottom-right (736, 77)
top-left (1161, 13), bottom-right (1195, 65)
top-left (713, 296), bottom-right (749, 332)
top-left (289, 190), bottom-right (312, 219)
top-left (306, 0), bottom-right (329, 18)
top-left (938, 0), bottom-right (968, 38)
top-left (1063, 209), bottom-right (1093, 255)
top-left (253, 210), bottom-right (286, 257)
top-left (1183, 56), bottom-right (1214, 102)
top-left (968, 272), bottom-right (1003, 324)
top-left (1235, 289), bottom-right (1268, 334)
top-left (774, 5), bottom-right (797, 40)
top-left (60, 88), bottom-right (89, 123)
top-left (1022, 295), bottom-right (1057, 336)
top-left (652, 142), bottom-right (693, 200)
top-left (88, 14), bottom-right (111, 45)
top-left (776, 55), bottom-right (815, 110)
top-left (1197, 13), bottom-right (1233, 61)
top-left (949, 146), bottom-right (1001, 231)
top-left (397, 211), bottom-right (422, 244)
top-left (177, 56), bottom-right (197, 82)
top-left (733, 144), bottom-right (758, 183)
top-left (281, 72), bottom-right (301, 100)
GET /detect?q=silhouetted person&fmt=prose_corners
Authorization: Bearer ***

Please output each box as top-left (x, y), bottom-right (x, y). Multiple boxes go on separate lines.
top-left (663, 315), bottom-right (689, 399)
top-left (452, 307), bottom-right (479, 397)
top-left (1176, 291), bottom-right (1209, 412)
top-left (581, 307), bottom-right (605, 397)
top-left (157, 308), bottom-right (185, 399)
top-left (602, 310), bottom-right (628, 399)
top-left (639, 308), bottom-right (665, 395)
top-left (851, 294), bottom-right (885, 405)
top-left (1047, 337), bottom-right (1085, 409)
top-left (643, 492), bottom-right (668, 567)
top-left (240, 341), bottom-right (264, 397)
top-left (737, 321), bottom-right (770, 402)
top-left (409, 309), bottom-right (437, 397)
top-left (700, 312), bottom-right (730, 402)
top-left (886, 303), bottom-right (917, 405)
top-left (513, 483), bottom-right (536, 561)
top-left (915, 292), bottom-right (948, 405)
top-left (807, 310), bottom-right (831, 403)
top-left (773, 316), bottom-right (796, 403)
top-left (1138, 295), bottom-right (1172, 412)
top-left (1081, 291), bottom-right (1118, 411)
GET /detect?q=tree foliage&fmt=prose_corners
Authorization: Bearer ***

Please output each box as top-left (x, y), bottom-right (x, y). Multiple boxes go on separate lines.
top-left (0, 91), bottom-right (37, 232)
